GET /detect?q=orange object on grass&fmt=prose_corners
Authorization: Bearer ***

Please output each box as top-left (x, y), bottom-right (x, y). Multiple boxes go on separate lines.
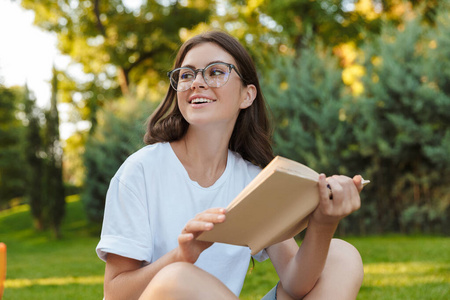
top-left (0, 242), bottom-right (6, 299)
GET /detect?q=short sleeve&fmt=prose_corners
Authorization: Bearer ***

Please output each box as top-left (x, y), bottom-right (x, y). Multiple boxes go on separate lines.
top-left (96, 167), bottom-right (153, 263)
top-left (252, 248), bottom-right (269, 262)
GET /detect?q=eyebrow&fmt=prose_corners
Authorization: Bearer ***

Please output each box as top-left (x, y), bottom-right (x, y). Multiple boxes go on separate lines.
top-left (181, 60), bottom-right (228, 69)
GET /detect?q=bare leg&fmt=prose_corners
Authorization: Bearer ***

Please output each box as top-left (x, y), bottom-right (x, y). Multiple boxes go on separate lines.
top-left (139, 262), bottom-right (239, 300)
top-left (277, 239), bottom-right (364, 300)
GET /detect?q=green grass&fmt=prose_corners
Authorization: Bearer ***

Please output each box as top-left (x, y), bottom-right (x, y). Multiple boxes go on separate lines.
top-left (1, 196), bottom-right (104, 300)
top-left (240, 236), bottom-right (450, 300)
top-left (1, 197), bottom-right (449, 299)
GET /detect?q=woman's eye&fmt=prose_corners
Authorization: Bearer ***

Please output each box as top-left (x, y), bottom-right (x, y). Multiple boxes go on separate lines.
top-left (180, 72), bottom-right (194, 80)
top-left (209, 68), bottom-right (225, 76)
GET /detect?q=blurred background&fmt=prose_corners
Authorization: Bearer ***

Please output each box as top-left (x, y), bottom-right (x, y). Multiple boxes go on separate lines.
top-left (0, 0), bottom-right (449, 299)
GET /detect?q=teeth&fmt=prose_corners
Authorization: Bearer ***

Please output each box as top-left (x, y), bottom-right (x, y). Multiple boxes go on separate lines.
top-left (191, 98), bottom-right (214, 104)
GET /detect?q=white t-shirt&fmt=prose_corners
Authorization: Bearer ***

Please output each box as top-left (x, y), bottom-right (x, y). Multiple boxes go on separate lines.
top-left (96, 142), bottom-right (268, 296)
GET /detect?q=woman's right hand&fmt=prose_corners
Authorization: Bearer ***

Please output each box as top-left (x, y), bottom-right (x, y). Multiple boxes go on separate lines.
top-left (177, 207), bottom-right (227, 264)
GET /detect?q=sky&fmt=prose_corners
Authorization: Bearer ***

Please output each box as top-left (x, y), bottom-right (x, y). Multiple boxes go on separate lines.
top-left (0, 0), bottom-right (62, 108)
top-left (0, 0), bottom-right (86, 139)
top-left (0, 0), bottom-right (147, 139)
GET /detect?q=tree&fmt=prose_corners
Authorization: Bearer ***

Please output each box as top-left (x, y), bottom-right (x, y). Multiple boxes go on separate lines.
top-left (20, 0), bottom-right (214, 129)
top-left (42, 68), bottom-right (65, 238)
top-left (23, 85), bottom-right (45, 229)
top-left (264, 46), bottom-right (354, 174)
top-left (351, 8), bottom-right (450, 233)
top-left (0, 84), bottom-right (26, 208)
top-left (262, 45), bottom-right (370, 235)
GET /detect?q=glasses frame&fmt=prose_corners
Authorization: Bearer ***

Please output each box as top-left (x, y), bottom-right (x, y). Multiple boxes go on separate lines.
top-left (167, 62), bottom-right (245, 92)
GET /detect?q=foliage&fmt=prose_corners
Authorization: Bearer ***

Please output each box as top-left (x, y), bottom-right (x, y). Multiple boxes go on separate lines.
top-left (351, 8), bottom-right (450, 234)
top-left (41, 69), bottom-right (66, 238)
top-left (81, 98), bottom-right (154, 223)
top-left (243, 0), bottom-right (381, 49)
top-left (23, 85), bottom-right (45, 229)
top-left (20, 0), bottom-right (215, 128)
top-left (63, 130), bottom-right (88, 187)
top-left (13, 0), bottom-right (450, 235)
top-left (264, 46), bottom-right (354, 175)
top-left (262, 3), bottom-right (450, 235)
top-left (263, 44), bottom-right (373, 235)
top-left (0, 84), bottom-right (26, 208)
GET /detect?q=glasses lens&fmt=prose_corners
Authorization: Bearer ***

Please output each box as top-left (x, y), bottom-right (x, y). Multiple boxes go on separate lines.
top-left (169, 63), bottom-right (233, 91)
top-left (204, 63), bottom-right (231, 88)
top-left (170, 68), bottom-right (195, 91)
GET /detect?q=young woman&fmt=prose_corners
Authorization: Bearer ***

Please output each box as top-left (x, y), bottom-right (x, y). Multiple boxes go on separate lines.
top-left (96, 31), bottom-right (364, 300)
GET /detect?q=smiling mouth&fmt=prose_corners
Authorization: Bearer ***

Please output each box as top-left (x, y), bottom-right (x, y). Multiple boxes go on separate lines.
top-left (190, 98), bottom-right (215, 104)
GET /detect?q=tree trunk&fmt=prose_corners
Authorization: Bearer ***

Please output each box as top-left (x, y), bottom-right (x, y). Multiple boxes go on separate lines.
top-left (118, 67), bottom-right (129, 96)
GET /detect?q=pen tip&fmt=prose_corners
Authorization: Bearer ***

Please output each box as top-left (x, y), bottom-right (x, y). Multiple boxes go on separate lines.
top-left (361, 178), bottom-right (370, 186)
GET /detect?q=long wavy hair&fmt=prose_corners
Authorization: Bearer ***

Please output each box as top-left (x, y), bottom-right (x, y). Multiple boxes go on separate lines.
top-left (144, 31), bottom-right (273, 168)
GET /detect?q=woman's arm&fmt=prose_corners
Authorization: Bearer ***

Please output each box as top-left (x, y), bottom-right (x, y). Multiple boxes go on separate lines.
top-left (103, 207), bottom-right (227, 300)
top-left (104, 249), bottom-right (181, 300)
top-left (267, 174), bottom-right (363, 299)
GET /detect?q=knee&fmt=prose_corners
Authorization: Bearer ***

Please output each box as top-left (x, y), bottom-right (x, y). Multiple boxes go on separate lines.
top-left (151, 262), bottom-right (195, 289)
top-left (155, 262), bottom-right (194, 283)
top-left (140, 262), bottom-right (196, 299)
top-left (328, 238), bottom-right (364, 284)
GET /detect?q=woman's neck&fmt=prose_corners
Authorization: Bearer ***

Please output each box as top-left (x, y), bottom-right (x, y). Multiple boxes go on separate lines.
top-left (171, 126), bottom-right (233, 187)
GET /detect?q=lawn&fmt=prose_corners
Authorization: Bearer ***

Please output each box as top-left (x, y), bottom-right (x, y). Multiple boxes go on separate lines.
top-left (1, 196), bottom-right (449, 299)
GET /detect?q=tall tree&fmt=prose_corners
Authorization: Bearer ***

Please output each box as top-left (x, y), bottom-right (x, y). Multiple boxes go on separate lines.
top-left (262, 45), bottom-right (367, 235)
top-left (264, 47), bottom-right (353, 174)
top-left (23, 85), bottom-right (45, 230)
top-left (43, 68), bottom-right (65, 238)
top-left (351, 9), bottom-right (450, 233)
top-left (0, 85), bottom-right (26, 208)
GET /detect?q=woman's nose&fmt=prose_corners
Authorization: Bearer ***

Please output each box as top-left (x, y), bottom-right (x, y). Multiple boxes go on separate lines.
top-left (190, 72), bottom-right (208, 90)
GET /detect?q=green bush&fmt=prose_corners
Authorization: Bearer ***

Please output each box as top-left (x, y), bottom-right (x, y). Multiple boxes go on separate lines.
top-left (352, 10), bottom-right (450, 234)
top-left (262, 5), bottom-right (450, 235)
top-left (81, 99), bottom-right (154, 223)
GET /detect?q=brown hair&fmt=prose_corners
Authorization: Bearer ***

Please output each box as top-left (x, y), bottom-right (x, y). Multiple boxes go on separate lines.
top-left (144, 31), bottom-right (274, 168)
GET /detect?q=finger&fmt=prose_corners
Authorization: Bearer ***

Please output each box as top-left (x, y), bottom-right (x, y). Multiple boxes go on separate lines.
top-left (202, 207), bottom-right (227, 214)
top-left (336, 175), bottom-right (361, 212)
top-left (194, 212), bottom-right (226, 224)
top-left (327, 176), bottom-right (344, 204)
top-left (184, 220), bottom-right (214, 234)
top-left (318, 174), bottom-right (331, 204)
top-left (353, 175), bottom-right (364, 193)
top-left (178, 233), bottom-right (194, 244)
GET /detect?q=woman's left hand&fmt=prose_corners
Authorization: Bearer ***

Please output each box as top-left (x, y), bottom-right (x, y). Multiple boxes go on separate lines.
top-left (309, 174), bottom-right (364, 229)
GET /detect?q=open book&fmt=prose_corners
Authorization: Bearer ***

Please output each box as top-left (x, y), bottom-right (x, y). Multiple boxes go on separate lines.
top-left (197, 156), bottom-right (369, 255)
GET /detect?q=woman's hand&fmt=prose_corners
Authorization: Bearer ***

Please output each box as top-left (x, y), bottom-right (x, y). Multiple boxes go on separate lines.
top-left (176, 207), bottom-right (227, 264)
top-left (309, 174), bottom-right (364, 229)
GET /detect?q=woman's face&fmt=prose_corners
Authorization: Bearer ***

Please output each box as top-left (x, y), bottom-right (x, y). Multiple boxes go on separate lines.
top-left (176, 42), bottom-right (256, 131)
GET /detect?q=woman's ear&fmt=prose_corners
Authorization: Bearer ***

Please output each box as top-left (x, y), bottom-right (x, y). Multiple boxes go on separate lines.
top-left (240, 84), bottom-right (257, 109)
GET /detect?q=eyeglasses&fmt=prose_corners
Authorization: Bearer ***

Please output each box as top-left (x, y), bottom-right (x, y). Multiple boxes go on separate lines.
top-left (167, 62), bottom-right (244, 92)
